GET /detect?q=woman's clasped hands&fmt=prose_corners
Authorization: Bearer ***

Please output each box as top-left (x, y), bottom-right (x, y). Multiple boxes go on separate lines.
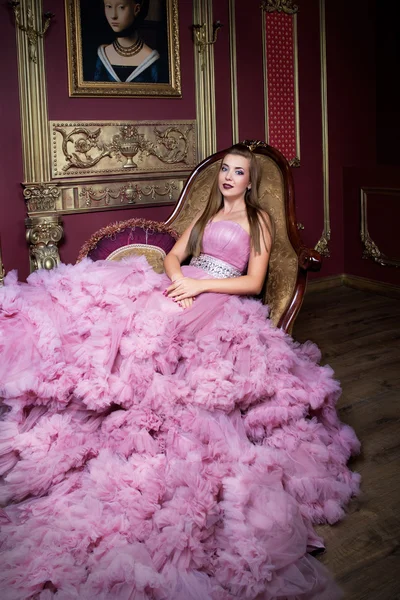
top-left (163, 277), bottom-right (205, 309)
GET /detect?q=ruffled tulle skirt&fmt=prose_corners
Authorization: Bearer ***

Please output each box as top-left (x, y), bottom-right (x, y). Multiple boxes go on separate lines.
top-left (0, 257), bottom-right (360, 599)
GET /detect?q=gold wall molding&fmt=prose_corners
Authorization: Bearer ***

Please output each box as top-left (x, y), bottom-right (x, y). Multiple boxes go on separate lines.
top-left (260, 0), bottom-right (299, 14)
top-left (25, 177), bottom-right (185, 215)
top-left (192, 21), bottom-right (222, 70)
top-left (24, 183), bottom-right (60, 212)
top-left (228, 0), bottom-right (239, 144)
top-left (261, 11), bottom-right (269, 150)
top-left (293, 14), bottom-right (301, 165)
top-left (10, 0), bottom-right (53, 63)
top-left (51, 120), bottom-right (196, 178)
top-left (79, 180), bottom-right (181, 211)
top-left (193, 0), bottom-right (217, 161)
top-left (12, 0), bottom-right (62, 271)
top-left (25, 215), bottom-right (64, 271)
top-left (14, 0), bottom-right (51, 183)
top-left (243, 139), bottom-right (268, 152)
top-left (360, 188), bottom-right (400, 268)
top-left (315, 0), bottom-right (331, 257)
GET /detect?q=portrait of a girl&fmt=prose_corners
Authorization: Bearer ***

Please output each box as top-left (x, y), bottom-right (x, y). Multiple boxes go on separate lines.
top-left (79, 0), bottom-right (169, 85)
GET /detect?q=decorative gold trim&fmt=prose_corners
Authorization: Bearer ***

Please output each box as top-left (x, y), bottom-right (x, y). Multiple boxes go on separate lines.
top-left (261, 8), bottom-right (269, 144)
top-left (314, 234), bottom-right (330, 257)
top-left (228, 0), bottom-right (239, 144)
top-left (65, 0), bottom-right (181, 98)
top-left (25, 215), bottom-right (64, 271)
top-left (23, 183), bottom-right (60, 212)
top-left (293, 14), bottom-right (301, 163)
top-left (315, 0), bottom-right (331, 257)
top-left (15, 0), bottom-right (51, 183)
top-left (80, 181), bottom-right (179, 208)
top-left (24, 177), bottom-right (184, 215)
top-left (193, 0), bottom-right (217, 162)
top-left (260, 0), bottom-right (299, 14)
top-left (9, 0), bottom-right (53, 63)
top-left (242, 139), bottom-right (269, 152)
top-left (192, 21), bottom-right (222, 70)
top-left (51, 121), bottom-right (196, 178)
top-left (360, 188), bottom-right (400, 268)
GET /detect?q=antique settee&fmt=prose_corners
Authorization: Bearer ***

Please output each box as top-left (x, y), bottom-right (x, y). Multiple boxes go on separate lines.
top-left (77, 142), bottom-right (322, 333)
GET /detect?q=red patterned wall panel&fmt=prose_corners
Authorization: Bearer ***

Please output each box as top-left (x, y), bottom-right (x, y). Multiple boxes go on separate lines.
top-left (264, 12), bottom-right (299, 165)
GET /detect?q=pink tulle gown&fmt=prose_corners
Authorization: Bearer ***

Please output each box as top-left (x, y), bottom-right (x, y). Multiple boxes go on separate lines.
top-left (0, 221), bottom-right (360, 600)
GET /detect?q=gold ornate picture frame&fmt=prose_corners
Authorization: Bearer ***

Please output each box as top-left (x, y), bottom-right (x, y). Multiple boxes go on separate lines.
top-left (65, 0), bottom-right (181, 97)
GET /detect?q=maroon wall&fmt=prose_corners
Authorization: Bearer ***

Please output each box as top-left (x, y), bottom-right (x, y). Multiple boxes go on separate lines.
top-left (0, 8), bottom-right (29, 280)
top-left (343, 168), bottom-right (400, 286)
top-left (329, 0), bottom-right (399, 286)
top-left (292, 0), bottom-right (325, 269)
top-left (1, 0), bottom-right (397, 286)
top-left (325, 0), bottom-right (377, 282)
top-left (376, 0), bottom-right (400, 166)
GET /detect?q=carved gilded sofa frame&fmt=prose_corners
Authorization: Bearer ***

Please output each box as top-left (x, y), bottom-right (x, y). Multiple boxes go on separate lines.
top-left (79, 143), bottom-right (322, 333)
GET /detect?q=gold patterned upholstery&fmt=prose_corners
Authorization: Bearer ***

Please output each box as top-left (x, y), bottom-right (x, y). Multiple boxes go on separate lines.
top-left (107, 244), bottom-right (167, 274)
top-left (168, 156), bottom-right (297, 327)
top-left (166, 143), bottom-right (321, 332)
top-left (171, 164), bottom-right (221, 235)
top-left (79, 144), bottom-right (320, 332)
top-left (256, 156), bottom-right (298, 325)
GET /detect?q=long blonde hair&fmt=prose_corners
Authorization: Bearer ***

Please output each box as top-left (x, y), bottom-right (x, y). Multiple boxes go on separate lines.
top-left (187, 144), bottom-right (272, 256)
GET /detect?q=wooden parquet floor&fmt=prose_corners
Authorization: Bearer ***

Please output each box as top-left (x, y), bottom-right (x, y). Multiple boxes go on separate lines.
top-left (293, 285), bottom-right (400, 600)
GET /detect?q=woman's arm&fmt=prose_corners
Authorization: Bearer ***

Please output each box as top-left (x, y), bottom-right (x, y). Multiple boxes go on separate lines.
top-left (163, 220), bottom-right (197, 283)
top-left (166, 213), bottom-right (272, 301)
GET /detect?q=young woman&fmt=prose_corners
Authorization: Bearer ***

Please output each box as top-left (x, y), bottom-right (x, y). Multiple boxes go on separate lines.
top-left (0, 145), bottom-right (359, 599)
top-left (94, 0), bottom-right (162, 83)
top-left (164, 145), bottom-right (272, 310)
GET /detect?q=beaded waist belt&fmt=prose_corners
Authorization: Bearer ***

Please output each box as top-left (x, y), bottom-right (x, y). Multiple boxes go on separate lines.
top-left (189, 253), bottom-right (242, 279)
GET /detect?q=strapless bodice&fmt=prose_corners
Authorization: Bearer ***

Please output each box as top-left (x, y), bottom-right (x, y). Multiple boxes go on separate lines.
top-left (201, 220), bottom-right (250, 273)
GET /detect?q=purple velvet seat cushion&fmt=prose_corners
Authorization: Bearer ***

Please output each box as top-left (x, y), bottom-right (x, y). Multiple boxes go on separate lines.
top-left (77, 218), bottom-right (178, 263)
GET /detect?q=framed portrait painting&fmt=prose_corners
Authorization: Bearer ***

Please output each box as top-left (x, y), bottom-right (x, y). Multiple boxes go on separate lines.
top-left (65, 0), bottom-right (181, 97)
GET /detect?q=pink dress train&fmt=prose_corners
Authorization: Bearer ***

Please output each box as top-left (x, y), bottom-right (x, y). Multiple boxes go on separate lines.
top-left (0, 221), bottom-right (360, 599)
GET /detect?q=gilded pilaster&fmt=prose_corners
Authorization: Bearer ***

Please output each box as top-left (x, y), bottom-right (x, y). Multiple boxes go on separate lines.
top-left (15, 0), bottom-right (51, 183)
top-left (25, 215), bottom-right (63, 271)
top-left (193, 0), bottom-right (218, 161)
top-left (314, 0), bottom-right (331, 257)
top-left (228, 0), bottom-right (239, 145)
top-left (360, 188), bottom-right (400, 268)
top-left (13, 0), bottom-right (63, 269)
